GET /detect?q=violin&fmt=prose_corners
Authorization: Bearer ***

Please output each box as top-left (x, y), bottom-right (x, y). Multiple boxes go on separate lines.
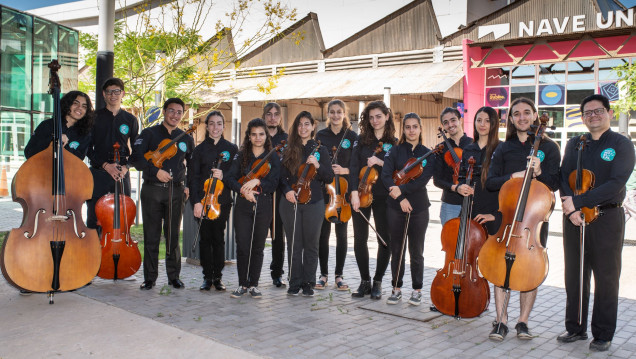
top-left (430, 157), bottom-right (490, 318)
top-left (239, 140), bottom-right (286, 195)
top-left (478, 113), bottom-right (554, 292)
top-left (357, 142), bottom-right (383, 209)
top-left (438, 126), bottom-right (463, 184)
top-left (292, 141), bottom-right (321, 204)
top-left (325, 146), bottom-right (352, 223)
top-left (0, 60), bottom-right (101, 303)
top-left (95, 142), bottom-right (141, 280)
top-left (144, 125), bottom-right (196, 168)
top-left (392, 143), bottom-right (444, 186)
top-left (200, 156), bottom-right (224, 220)
top-left (567, 135), bottom-right (598, 223)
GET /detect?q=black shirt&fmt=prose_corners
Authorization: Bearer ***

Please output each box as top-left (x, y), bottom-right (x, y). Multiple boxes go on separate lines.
top-left (434, 133), bottom-right (473, 205)
top-left (226, 149), bottom-right (281, 195)
top-left (271, 128), bottom-right (288, 148)
top-left (24, 118), bottom-right (90, 161)
top-left (486, 133), bottom-right (561, 192)
top-left (88, 107), bottom-right (139, 168)
top-left (315, 127), bottom-right (358, 177)
top-left (130, 123), bottom-right (194, 184)
top-left (381, 142), bottom-right (435, 212)
top-left (349, 138), bottom-right (396, 199)
top-left (279, 139), bottom-right (334, 204)
top-left (560, 130), bottom-right (635, 209)
top-left (188, 136), bottom-right (238, 205)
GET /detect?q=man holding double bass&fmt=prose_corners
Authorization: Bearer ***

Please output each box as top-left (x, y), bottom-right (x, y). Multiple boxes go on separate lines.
top-left (559, 94), bottom-right (635, 352)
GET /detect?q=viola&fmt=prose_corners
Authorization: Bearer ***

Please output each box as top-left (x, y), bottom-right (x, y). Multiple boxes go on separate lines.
top-left (430, 157), bottom-right (490, 318)
top-left (239, 140), bottom-right (286, 195)
top-left (478, 113), bottom-right (554, 292)
top-left (95, 142), bottom-right (141, 280)
top-left (392, 143), bottom-right (444, 186)
top-left (292, 141), bottom-right (321, 204)
top-left (325, 146), bottom-right (352, 223)
top-left (0, 60), bottom-right (101, 302)
top-left (200, 156), bottom-right (224, 220)
top-left (438, 126), bottom-right (462, 184)
top-left (144, 125), bottom-right (196, 168)
top-left (567, 135), bottom-right (598, 223)
top-left (357, 142), bottom-right (383, 209)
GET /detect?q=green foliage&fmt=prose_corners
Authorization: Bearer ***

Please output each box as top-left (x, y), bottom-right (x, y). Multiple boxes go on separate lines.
top-left (612, 62), bottom-right (636, 115)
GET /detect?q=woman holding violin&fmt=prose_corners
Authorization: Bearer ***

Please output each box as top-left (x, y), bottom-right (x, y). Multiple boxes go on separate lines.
top-left (381, 113), bottom-right (435, 306)
top-left (349, 101), bottom-right (396, 299)
top-left (558, 94), bottom-right (635, 352)
top-left (485, 97), bottom-right (560, 341)
top-left (189, 111), bottom-right (237, 291)
top-left (315, 99), bottom-right (357, 291)
top-left (226, 118), bottom-right (280, 299)
top-left (279, 111), bottom-right (334, 296)
top-left (434, 107), bottom-right (472, 225)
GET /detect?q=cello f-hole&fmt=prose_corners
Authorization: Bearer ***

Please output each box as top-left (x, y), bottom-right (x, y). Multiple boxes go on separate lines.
top-left (24, 209), bottom-right (46, 239)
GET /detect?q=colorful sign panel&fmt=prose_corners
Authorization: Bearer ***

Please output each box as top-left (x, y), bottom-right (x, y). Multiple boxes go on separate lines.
top-left (599, 82), bottom-right (619, 102)
top-left (539, 84), bottom-right (565, 106)
top-left (486, 87), bottom-right (509, 108)
top-left (564, 105), bottom-right (586, 130)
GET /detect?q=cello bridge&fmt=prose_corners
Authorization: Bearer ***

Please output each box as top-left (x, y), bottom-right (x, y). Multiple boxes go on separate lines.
top-left (67, 210), bottom-right (86, 239)
top-left (49, 215), bottom-right (68, 222)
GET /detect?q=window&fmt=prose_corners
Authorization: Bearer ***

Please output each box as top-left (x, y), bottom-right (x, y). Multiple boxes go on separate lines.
top-left (1, 8), bottom-right (33, 110)
top-left (538, 63), bottom-right (566, 84)
top-left (32, 18), bottom-right (57, 114)
top-left (568, 60), bottom-right (595, 81)
top-left (510, 65), bottom-right (535, 85)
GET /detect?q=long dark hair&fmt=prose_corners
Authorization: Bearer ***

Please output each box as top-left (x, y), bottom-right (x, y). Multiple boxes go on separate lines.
top-left (398, 113), bottom-right (422, 145)
top-left (358, 101), bottom-right (396, 147)
top-left (61, 91), bottom-right (93, 136)
top-left (204, 110), bottom-right (225, 138)
top-left (262, 102), bottom-right (283, 133)
top-left (282, 111), bottom-right (316, 174)
top-left (239, 118), bottom-right (272, 173)
top-left (472, 106), bottom-right (500, 187)
top-left (506, 97), bottom-right (555, 144)
top-left (326, 99), bottom-right (351, 130)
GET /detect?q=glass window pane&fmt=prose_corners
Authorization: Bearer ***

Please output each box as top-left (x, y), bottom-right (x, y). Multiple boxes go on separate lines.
top-left (567, 60), bottom-right (595, 81)
top-left (486, 67), bottom-right (510, 86)
top-left (33, 18), bottom-right (58, 114)
top-left (598, 59), bottom-right (626, 81)
top-left (536, 107), bottom-right (564, 128)
top-left (510, 65), bottom-right (535, 85)
top-left (1, 8), bottom-right (33, 110)
top-left (510, 85), bottom-right (535, 103)
top-left (567, 82), bottom-right (595, 105)
top-left (0, 111), bottom-right (30, 162)
top-left (538, 63), bottom-right (566, 83)
top-left (58, 26), bottom-right (79, 93)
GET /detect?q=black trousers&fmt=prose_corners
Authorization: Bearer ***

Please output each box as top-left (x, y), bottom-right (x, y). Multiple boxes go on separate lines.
top-left (563, 207), bottom-right (624, 341)
top-left (269, 189), bottom-right (286, 278)
top-left (352, 197), bottom-right (391, 282)
top-left (87, 167), bottom-right (131, 229)
top-left (318, 195), bottom-right (348, 277)
top-left (234, 195), bottom-right (273, 287)
top-left (140, 182), bottom-right (184, 282)
top-left (199, 203), bottom-right (231, 280)
top-left (279, 198), bottom-right (324, 289)
top-left (387, 206), bottom-right (429, 290)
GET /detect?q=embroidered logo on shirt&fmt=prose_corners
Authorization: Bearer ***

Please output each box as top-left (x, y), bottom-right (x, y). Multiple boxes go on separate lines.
top-left (601, 148), bottom-right (616, 161)
top-left (352, 140), bottom-right (358, 148)
top-left (134, 138), bottom-right (143, 146)
top-left (221, 151), bottom-right (230, 162)
top-left (537, 150), bottom-right (545, 163)
top-left (383, 143), bottom-right (392, 152)
top-left (342, 139), bottom-right (351, 149)
top-left (313, 151), bottom-right (320, 161)
top-left (69, 141), bottom-right (79, 150)
top-left (119, 124), bottom-right (129, 135)
top-left (178, 142), bottom-right (187, 152)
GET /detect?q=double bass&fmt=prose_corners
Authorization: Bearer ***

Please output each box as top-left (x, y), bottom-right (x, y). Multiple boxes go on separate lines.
top-left (95, 143), bottom-right (141, 280)
top-left (0, 60), bottom-right (101, 303)
top-left (430, 157), bottom-right (490, 318)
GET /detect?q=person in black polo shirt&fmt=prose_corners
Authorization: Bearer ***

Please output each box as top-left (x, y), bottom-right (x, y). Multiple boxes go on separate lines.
top-left (189, 111), bottom-right (237, 291)
top-left (86, 78), bottom-right (139, 232)
top-left (131, 98), bottom-right (194, 290)
top-left (25, 90), bottom-right (93, 161)
top-left (434, 107), bottom-right (472, 225)
top-left (557, 94), bottom-right (635, 352)
top-left (263, 102), bottom-right (289, 287)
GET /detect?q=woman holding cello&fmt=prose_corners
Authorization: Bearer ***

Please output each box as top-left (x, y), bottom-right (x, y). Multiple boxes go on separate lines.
top-left (315, 99), bottom-right (357, 291)
top-left (484, 98), bottom-right (560, 341)
top-left (349, 101), bottom-right (396, 299)
top-left (190, 111), bottom-right (238, 291)
top-left (381, 113), bottom-right (435, 306)
top-left (226, 118), bottom-right (280, 299)
top-left (279, 111), bottom-right (334, 297)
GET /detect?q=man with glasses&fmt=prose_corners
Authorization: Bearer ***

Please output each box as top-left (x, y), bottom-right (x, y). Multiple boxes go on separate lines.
top-left (131, 98), bottom-right (194, 290)
top-left (558, 94), bottom-right (635, 352)
top-left (87, 78), bottom-right (139, 234)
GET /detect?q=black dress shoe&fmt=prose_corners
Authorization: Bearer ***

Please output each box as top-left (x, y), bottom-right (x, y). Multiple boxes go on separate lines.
top-left (213, 279), bottom-right (226, 291)
top-left (200, 279), bottom-right (213, 291)
top-left (169, 278), bottom-right (185, 289)
top-left (140, 281), bottom-right (155, 290)
top-left (272, 276), bottom-right (286, 288)
top-left (370, 280), bottom-right (382, 299)
top-left (351, 280), bottom-right (372, 298)
top-left (589, 339), bottom-right (611, 351)
top-left (556, 330), bottom-right (588, 343)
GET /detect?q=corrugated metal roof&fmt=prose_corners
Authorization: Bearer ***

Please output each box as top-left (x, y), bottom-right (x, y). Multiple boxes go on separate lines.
top-left (199, 61), bottom-right (464, 103)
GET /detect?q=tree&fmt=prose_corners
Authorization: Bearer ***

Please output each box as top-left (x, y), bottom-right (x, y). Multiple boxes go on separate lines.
top-left (79, 0), bottom-right (297, 126)
top-left (612, 62), bottom-right (636, 117)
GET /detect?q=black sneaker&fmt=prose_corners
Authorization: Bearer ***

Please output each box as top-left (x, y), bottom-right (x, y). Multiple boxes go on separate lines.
top-left (515, 322), bottom-right (533, 340)
top-left (287, 286), bottom-right (300, 296)
top-left (490, 322), bottom-right (509, 341)
top-left (351, 280), bottom-right (372, 298)
top-left (249, 287), bottom-right (262, 299)
top-left (272, 276), bottom-right (287, 288)
top-left (302, 283), bottom-right (314, 297)
top-left (230, 287), bottom-right (247, 298)
top-left (408, 290), bottom-right (422, 306)
top-left (386, 290), bottom-right (402, 305)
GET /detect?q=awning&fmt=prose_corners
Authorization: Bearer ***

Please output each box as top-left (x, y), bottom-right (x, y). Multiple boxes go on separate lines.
top-left (198, 60), bottom-right (464, 103)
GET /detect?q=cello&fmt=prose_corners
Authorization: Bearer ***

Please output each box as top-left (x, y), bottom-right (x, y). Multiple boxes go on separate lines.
top-left (438, 126), bottom-right (462, 184)
top-left (430, 157), bottom-right (490, 318)
top-left (0, 60), bottom-right (101, 303)
top-left (95, 143), bottom-right (141, 280)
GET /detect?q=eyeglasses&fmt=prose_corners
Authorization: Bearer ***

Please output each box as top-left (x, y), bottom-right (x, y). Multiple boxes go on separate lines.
top-left (104, 89), bottom-right (123, 96)
top-left (582, 108), bottom-right (606, 118)
top-left (166, 108), bottom-right (183, 116)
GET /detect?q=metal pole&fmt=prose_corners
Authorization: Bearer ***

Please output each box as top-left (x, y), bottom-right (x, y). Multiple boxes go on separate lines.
top-left (95, 0), bottom-right (115, 109)
top-left (383, 87), bottom-right (391, 108)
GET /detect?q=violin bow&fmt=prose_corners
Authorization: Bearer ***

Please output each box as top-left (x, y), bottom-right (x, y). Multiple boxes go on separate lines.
top-left (331, 124), bottom-right (351, 165)
top-left (167, 169), bottom-right (173, 256)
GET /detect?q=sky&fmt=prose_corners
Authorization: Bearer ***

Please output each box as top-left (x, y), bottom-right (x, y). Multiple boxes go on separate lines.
top-left (1, 0), bottom-right (77, 11)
